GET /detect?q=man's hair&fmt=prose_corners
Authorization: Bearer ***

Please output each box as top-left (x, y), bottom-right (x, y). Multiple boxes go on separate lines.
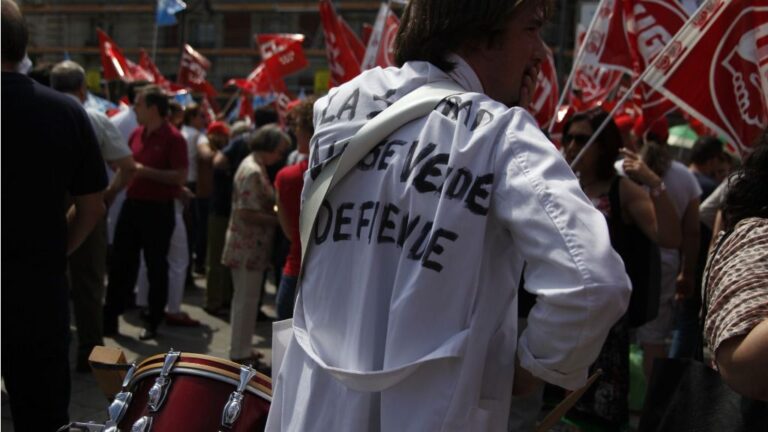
top-left (249, 124), bottom-right (290, 153)
top-left (51, 60), bottom-right (86, 93)
top-left (139, 85), bottom-right (170, 117)
top-left (183, 103), bottom-right (201, 125)
top-left (291, 97), bottom-right (316, 135)
top-left (688, 136), bottom-right (724, 166)
top-left (28, 62), bottom-right (54, 87)
top-left (722, 130), bottom-right (768, 231)
top-left (563, 108), bottom-right (623, 181)
top-left (254, 106), bottom-right (279, 128)
top-left (125, 80), bottom-right (151, 104)
top-left (394, 0), bottom-right (553, 72)
top-left (2, 0), bottom-right (28, 65)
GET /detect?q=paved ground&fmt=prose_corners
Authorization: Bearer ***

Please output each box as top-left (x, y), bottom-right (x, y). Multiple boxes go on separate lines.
top-left (1, 274), bottom-right (277, 431)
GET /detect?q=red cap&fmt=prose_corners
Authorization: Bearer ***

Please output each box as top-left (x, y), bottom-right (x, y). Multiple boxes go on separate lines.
top-left (614, 114), bottom-right (635, 134)
top-left (207, 121), bottom-right (230, 136)
top-left (633, 115), bottom-right (669, 144)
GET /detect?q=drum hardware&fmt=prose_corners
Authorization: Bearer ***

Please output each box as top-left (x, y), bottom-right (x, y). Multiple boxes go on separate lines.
top-left (220, 365), bottom-right (257, 429)
top-left (147, 350), bottom-right (180, 412)
top-left (130, 416), bottom-right (153, 432)
top-left (56, 421), bottom-right (107, 432)
top-left (104, 362), bottom-right (137, 432)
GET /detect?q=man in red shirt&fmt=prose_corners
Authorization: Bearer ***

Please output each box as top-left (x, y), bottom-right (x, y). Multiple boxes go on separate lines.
top-left (274, 99), bottom-right (314, 319)
top-left (104, 85), bottom-right (188, 340)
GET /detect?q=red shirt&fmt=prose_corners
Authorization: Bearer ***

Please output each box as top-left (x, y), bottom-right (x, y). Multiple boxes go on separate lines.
top-left (126, 122), bottom-right (188, 201)
top-left (275, 159), bottom-right (308, 277)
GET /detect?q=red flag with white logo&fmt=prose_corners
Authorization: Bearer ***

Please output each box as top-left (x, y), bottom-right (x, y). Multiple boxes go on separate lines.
top-left (571, 20), bottom-right (627, 111)
top-left (178, 44), bottom-right (217, 97)
top-left (624, 0), bottom-right (692, 127)
top-left (256, 34), bottom-right (309, 79)
top-left (530, 46), bottom-right (559, 127)
top-left (125, 58), bottom-right (154, 83)
top-left (139, 49), bottom-right (169, 86)
top-left (642, 0), bottom-right (768, 156)
top-left (579, 0), bottom-right (635, 74)
top-left (319, 0), bottom-right (361, 86)
top-left (97, 29), bottom-right (132, 81)
top-left (362, 3), bottom-right (400, 70)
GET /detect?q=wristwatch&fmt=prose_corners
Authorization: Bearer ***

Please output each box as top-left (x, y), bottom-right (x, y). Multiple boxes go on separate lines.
top-left (650, 181), bottom-right (667, 197)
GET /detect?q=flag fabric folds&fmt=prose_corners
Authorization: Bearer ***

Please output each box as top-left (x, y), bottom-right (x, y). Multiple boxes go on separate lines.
top-left (156, 0), bottom-right (187, 27)
top-left (178, 44), bottom-right (217, 97)
top-left (641, 0), bottom-right (768, 156)
top-left (97, 29), bottom-right (132, 81)
top-left (319, 0), bottom-right (362, 87)
top-left (530, 47), bottom-right (560, 128)
top-left (361, 3), bottom-right (400, 70)
top-left (256, 34), bottom-right (309, 79)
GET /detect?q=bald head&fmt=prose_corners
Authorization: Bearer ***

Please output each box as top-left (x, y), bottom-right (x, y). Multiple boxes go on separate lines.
top-left (2, 0), bottom-right (28, 69)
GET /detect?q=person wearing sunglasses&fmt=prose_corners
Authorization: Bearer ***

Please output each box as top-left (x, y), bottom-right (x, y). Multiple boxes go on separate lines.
top-left (562, 108), bottom-right (680, 429)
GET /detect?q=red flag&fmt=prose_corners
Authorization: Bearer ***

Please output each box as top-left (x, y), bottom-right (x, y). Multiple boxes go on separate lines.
top-left (339, 17), bottom-right (366, 65)
top-left (579, 0), bottom-right (635, 74)
top-left (138, 49), bottom-right (169, 86)
top-left (178, 44), bottom-right (217, 97)
top-left (642, 0), bottom-right (768, 156)
top-left (125, 59), bottom-right (154, 83)
top-left (200, 95), bottom-right (218, 123)
top-left (256, 34), bottom-right (309, 79)
top-left (624, 0), bottom-right (692, 126)
top-left (237, 94), bottom-right (255, 122)
top-left (362, 3), bottom-right (400, 70)
top-left (571, 22), bottom-right (627, 111)
top-left (97, 29), bottom-right (132, 81)
top-left (362, 23), bottom-right (374, 47)
top-left (319, 0), bottom-right (361, 86)
top-left (529, 47), bottom-right (559, 127)
top-left (227, 63), bottom-right (287, 95)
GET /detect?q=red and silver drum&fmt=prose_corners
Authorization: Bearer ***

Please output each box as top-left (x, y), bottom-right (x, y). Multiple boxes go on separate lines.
top-left (109, 351), bottom-right (271, 431)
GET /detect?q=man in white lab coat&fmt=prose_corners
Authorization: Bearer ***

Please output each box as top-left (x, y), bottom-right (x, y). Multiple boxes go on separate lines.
top-left (266, 1), bottom-right (631, 430)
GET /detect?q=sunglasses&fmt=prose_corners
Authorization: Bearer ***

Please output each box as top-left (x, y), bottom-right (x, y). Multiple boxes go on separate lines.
top-left (563, 133), bottom-right (592, 146)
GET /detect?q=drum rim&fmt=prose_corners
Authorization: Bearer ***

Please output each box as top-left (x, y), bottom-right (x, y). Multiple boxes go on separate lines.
top-left (131, 353), bottom-right (272, 399)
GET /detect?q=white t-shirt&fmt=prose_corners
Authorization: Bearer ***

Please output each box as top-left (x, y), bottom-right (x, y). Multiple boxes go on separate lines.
top-left (110, 106), bottom-right (138, 142)
top-left (181, 125), bottom-right (200, 183)
top-left (267, 60), bottom-right (631, 432)
top-left (85, 108), bottom-right (132, 162)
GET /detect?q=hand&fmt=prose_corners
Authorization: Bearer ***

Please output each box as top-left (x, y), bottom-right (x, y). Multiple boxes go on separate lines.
top-left (620, 148), bottom-right (660, 187)
top-left (512, 362), bottom-right (543, 397)
top-left (675, 272), bottom-right (694, 302)
top-left (519, 64), bottom-right (541, 109)
top-left (134, 162), bottom-right (145, 178)
top-left (179, 186), bottom-right (195, 207)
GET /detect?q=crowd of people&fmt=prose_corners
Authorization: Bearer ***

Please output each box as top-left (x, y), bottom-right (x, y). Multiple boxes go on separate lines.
top-left (2, 0), bottom-right (766, 430)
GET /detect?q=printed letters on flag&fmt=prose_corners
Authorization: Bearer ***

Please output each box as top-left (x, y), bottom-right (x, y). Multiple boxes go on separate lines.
top-left (256, 34), bottom-right (309, 79)
top-left (319, 0), bottom-right (362, 86)
top-left (97, 29), bottom-right (131, 81)
top-left (362, 3), bottom-right (400, 70)
top-left (178, 44), bottom-right (216, 97)
top-left (624, 0), bottom-right (691, 126)
top-left (530, 46), bottom-right (559, 127)
top-left (571, 21), bottom-right (626, 110)
top-left (156, 0), bottom-right (186, 27)
top-left (579, 0), bottom-right (634, 74)
top-left (642, 0), bottom-right (768, 155)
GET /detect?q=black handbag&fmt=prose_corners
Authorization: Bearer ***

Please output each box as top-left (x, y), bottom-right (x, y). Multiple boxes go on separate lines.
top-left (608, 177), bottom-right (662, 328)
top-left (638, 231), bottom-right (768, 431)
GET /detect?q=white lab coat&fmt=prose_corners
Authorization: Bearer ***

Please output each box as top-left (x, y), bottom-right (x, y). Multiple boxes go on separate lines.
top-left (266, 59), bottom-right (631, 431)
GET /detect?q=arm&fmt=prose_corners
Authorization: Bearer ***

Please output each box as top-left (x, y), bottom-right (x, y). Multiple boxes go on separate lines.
top-left (276, 191), bottom-right (293, 241)
top-left (213, 151), bottom-right (230, 170)
top-left (104, 155), bottom-right (137, 208)
top-left (197, 136), bottom-right (217, 162)
top-left (499, 114), bottom-right (631, 390)
top-left (676, 198), bottom-right (701, 300)
top-left (715, 319), bottom-right (768, 401)
top-left (134, 162), bottom-right (187, 186)
top-left (66, 192), bottom-right (106, 254)
top-left (621, 177), bottom-right (681, 248)
top-left (621, 148), bottom-right (681, 249)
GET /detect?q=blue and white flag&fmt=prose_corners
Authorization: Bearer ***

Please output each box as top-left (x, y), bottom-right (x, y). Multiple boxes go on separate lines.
top-left (156, 0), bottom-right (187, 27)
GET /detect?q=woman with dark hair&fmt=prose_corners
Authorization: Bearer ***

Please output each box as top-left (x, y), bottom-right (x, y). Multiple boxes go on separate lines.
top-left (563, 108), bottom-right (680, 429)
top-left (222, 124), bottom-right (290, 363)
top-left (704, 132), bottom-right (768, 401)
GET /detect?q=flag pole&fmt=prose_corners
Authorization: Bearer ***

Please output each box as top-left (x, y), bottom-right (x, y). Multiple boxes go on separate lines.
top-left (547, 0), bottom-right (606, 133)
top-left (152, 23), bottom-right (159, 63)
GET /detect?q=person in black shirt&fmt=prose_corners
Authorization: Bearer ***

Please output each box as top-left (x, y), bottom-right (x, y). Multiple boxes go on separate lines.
top-left (1, 1), bottom-right (107, 430)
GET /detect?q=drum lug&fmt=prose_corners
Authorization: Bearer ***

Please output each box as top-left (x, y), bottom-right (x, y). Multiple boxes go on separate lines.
top-left (130, 416), bottom-right (153, 432)
top-left (105, 362), bottom-right (137, 430)
top-left (220, 365), bottom-right (257, 429)
top-left (147, 350), bottom-right (180, 412)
